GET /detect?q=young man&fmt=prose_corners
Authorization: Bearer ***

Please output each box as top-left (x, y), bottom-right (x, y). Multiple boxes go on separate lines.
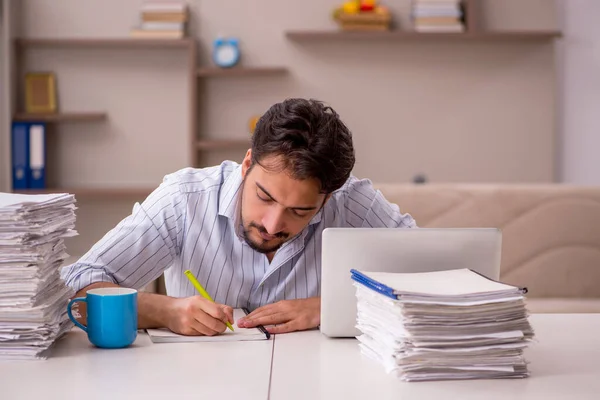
top-left (61, 98), bottom-right (416, 336)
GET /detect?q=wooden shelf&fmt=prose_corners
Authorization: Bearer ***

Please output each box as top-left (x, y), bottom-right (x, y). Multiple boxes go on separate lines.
top-left (13, 112), bottom-right (107, 122)
top-left (285, 30), bottom-right (562, 41)
top-left (196, 139), bottom-right (250, 150)
top-left (13, 187), bottom-right (154, 198)
top-left (15, 37), bottom-right (194, 48)
top-left (197, 67), bottom-right (288, 78)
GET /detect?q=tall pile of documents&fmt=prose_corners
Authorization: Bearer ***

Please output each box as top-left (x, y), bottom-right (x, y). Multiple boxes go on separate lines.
top-left (351, 268), bottom-right (534, 382)
top-left (0, 193), bottom-right (77, 360)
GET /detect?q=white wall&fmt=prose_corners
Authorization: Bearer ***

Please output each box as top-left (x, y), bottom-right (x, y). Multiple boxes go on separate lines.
top-left (196, 0), bottom-right (559, 184)
top-left (11, 0), bottom-right (559, 186)
top-left (560, 0), bottom-right (600, 184)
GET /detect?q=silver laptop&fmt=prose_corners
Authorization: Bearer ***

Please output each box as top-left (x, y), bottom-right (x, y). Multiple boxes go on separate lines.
top-left (320, 228), bottom-right (502, 338)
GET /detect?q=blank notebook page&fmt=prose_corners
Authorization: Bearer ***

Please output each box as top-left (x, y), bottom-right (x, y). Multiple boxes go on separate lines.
top-left (361, 268), bottom-right (519, 296)
top-left (146, 308), bottom-right (269, 343)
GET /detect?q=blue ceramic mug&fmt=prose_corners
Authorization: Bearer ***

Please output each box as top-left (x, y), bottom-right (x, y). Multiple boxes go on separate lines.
top-left (67, 287), bottom-right (138, 349)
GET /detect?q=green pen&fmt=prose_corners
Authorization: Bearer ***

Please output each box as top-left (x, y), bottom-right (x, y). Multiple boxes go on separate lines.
top-left (184, 270), bottom-right (235, 332)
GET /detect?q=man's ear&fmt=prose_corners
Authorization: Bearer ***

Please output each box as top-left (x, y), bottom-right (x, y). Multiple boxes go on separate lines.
top-left (241, 149), bottom-right (252, 178)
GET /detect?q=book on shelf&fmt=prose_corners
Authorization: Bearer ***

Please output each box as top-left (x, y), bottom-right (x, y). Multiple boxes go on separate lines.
top-left (414, 25), bottom-right (464, 33)
top-left (412, 0), bottom-right (466, 33)
top-left (131, 1), bottom-right (189, 39)
top-left (130, 29), bottom-right (184, 39)
top-left (11, 122), bottom-right (46, 190)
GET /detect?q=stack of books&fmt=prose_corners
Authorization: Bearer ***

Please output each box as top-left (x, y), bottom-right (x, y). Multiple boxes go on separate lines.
top-left (351, 268), bottom-right (535, 382)
top-left (130, 1), bottom-right (189, 39)
top-left (412, 0), bottom-right (465, 33)
top-left (0, 193), bottom-right (78, 360)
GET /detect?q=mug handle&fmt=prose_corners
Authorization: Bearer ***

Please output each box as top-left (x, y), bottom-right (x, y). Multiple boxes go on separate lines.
top-left (67, 297), bottom-right (88, 332)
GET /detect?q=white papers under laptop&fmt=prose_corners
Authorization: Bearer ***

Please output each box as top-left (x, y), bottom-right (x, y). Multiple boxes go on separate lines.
top-left (146, 308), bottom-right (271, 343)
top-left (351, 268), bottom-right (534, 382)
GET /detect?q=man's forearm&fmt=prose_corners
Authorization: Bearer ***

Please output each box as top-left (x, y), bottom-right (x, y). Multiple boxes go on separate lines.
top-left (136, 291), bottom-right (177, 329)
top-left (72, 283), bottom-right (176, 329)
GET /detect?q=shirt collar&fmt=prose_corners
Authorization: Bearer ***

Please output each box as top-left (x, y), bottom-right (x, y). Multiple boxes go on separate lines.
top-left (218, 165), bottom-right (244, 221)
top-left (308, 206), bottom-right (323, 225)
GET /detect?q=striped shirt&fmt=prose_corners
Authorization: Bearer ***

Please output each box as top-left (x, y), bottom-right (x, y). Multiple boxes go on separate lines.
top-left (60, 161), bottom-right (416, 310)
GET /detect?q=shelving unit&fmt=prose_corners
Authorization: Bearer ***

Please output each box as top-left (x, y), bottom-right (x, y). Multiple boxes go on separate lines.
top-left (12, 35), bottom-right (286, 181)
top-left (286, 0), bottom-right (561, 42)
top-left (13, 187), bottom-right (154, 198)
top-left (7, 1), bottom-right (564, 186)
top-left (194, 66), bottom-right (287, 164)
top-left (12, 37), bottom-right (197, 195)
top-left (197, 66), bottom-right (287, 78)
top-left (15, 38), bottom-right (194, 49)
top-left (13, 112), bottom-right (107, 122)
top-left (285, 30), bottom-right (562, 41)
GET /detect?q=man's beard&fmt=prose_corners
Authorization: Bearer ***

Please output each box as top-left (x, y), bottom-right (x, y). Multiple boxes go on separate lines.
top-left (242, 221), bottom-right (289, 254)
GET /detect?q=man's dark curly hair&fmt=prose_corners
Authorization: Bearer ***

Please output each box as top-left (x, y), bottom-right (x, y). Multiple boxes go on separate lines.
top-left (250, 98), bottom-right (355, 194)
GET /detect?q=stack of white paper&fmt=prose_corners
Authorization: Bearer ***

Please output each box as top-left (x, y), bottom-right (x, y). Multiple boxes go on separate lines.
top-left (351, 268), bottom-right (535, 382)
top-left (0, 193), bottom-right (78, 360)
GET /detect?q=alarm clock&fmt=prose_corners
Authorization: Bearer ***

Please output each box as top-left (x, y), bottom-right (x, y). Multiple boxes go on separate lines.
top-left (212, 37), bottom-right (240, 68)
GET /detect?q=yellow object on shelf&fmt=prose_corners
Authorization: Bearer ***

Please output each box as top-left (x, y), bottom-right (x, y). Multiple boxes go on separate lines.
top-left (249, 115), bottom-right (260, 135)
top-left (342, 1), bottom-right (360, 14)
top-left (333, 0), bottom-right (391, 31)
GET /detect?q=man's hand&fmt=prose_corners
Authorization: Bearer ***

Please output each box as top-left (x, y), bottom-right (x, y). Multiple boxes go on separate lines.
top-left (166, 296), bottom-right (234, 336)
top-left (237, 297), bottom-right (320, 334)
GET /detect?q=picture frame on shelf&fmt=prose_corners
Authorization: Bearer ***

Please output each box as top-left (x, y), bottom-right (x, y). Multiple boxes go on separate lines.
top-left (25, 72), bottom-right (57, 114)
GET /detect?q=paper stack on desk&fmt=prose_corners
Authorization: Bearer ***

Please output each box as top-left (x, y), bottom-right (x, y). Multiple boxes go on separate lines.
top-left (0, 193), bottom-right (78, 360)
top-left (351, 268), bottom-right (535, 382)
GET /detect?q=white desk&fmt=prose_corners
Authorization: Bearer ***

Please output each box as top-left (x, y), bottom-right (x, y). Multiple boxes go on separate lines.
top-left (2, 314), bottom-right (599, 400)
top-left (270, 314), bottom-right (600, 400)
top-left (0, 330), bottom-right (273, 400)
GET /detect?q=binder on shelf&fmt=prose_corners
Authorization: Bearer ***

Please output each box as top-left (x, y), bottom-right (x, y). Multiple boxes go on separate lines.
top-left (11, 122), bottom-right (30, 190)
top-left (28, 123), bottom-right (46, 189)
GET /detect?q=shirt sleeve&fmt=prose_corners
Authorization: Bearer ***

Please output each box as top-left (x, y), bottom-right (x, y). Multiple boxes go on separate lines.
top-left (60, 176), bottom-right (187, 293)
top-left (340, 177), bottom-right (417, 229)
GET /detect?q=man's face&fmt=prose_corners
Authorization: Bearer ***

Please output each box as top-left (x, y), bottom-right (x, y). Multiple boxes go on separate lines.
top-left (240, 151), bottom-right (328, 255)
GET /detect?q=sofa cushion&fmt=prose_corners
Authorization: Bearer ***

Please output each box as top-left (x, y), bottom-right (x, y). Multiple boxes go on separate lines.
top-left (374, 184), bottom-right (600, 300)
top-left (526, 298), bottom-right (600, 313)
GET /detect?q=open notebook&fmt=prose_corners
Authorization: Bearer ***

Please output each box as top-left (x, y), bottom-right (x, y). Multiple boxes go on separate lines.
top-left (146, 308), bottom-right (270, 343)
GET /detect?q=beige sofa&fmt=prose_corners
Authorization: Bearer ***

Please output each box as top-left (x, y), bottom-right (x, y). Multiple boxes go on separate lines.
top-left (375, 184), bottom-right (600, 313)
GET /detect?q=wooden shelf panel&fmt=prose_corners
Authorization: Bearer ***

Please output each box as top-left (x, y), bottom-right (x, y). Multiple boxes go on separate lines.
top-left (285, 30), bottom-right (562, 41)
top-left (13, 187), bottom-right (154, 198)
top-left (15, 38), bottom-right (194, 48)
top-left (196, 139), bottom-right (250, 150)
top-left (13, 112), bottom-right (107, 122)
top-left (197, 67), bottom-right (288, 77)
